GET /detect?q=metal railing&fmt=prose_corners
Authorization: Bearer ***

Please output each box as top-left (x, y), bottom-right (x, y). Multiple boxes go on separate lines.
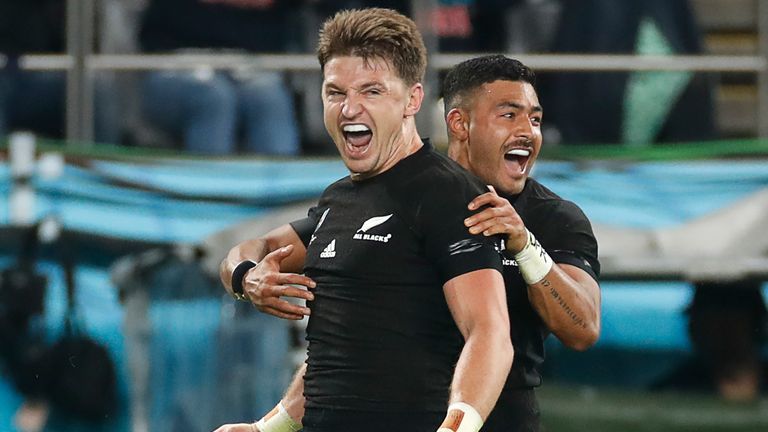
top-left (3, 0), bottom-right (767, 146)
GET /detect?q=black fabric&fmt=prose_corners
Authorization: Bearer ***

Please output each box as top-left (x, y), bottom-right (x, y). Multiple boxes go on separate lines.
top-left (292, 176), bottom-right (599, 428)
top-left (303, 407), bottom-right (443, 432)
top-left (501, 178), bottom-right (599, 390)
top-left (483, 388), bottom-right (541, 432)
top-left (44, 335), bottom-right (117, 421)
top-left (298, 141), bottom-right (502, 416)
top-left (45, 247), bottom-right (117, 421)
top-left (230, 259), bottom-right (257, 296)
top-left (0, 267), bottom-right (46, 327)
top-left (0, 0), bottom-right (64, 55)
top-left (0, 228), bottom-right (118, 421)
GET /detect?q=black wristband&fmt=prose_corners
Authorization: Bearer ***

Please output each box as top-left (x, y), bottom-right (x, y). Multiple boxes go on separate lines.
top-left (231, 260), bottom-right (257, 300)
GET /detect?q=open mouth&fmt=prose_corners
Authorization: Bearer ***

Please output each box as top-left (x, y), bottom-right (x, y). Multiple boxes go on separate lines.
top-left (504, 148), bottom-right (531, 174)
top-left (342, 124), bottom-right (373, 150)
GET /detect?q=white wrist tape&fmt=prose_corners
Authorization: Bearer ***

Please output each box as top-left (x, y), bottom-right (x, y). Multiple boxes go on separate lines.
top-left (514, 229), bottom-right (553, 285)
top-left (437, 402), bottom-right (483, 432)
top-left (254, 402), bottom-right (302, 432)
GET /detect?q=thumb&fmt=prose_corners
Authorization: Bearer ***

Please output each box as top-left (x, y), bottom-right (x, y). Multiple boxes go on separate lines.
top-left (264, 244), bottom-right (294, 263)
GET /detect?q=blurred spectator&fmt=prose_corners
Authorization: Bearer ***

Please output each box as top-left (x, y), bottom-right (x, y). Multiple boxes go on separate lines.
top-left (0, 0), bottom-right (120, 144)
top-left (313, 0), bottom-right (483, 52)
top-left (138, 0), bottom-right (302, 156)
top-left (538, 0), bottom-right (717, 145)
top-left (654, 282), bottom-right (768, 401)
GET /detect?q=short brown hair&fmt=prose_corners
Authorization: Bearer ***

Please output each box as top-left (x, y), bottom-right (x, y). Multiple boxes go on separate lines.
top-left (317, 8), bottom-right (427, 86)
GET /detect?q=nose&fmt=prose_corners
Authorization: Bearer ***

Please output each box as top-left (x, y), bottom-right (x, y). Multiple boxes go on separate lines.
top-left (515, 116), bottom-right (534, 139)
top-left (341, 93), bottom-right (363, 119)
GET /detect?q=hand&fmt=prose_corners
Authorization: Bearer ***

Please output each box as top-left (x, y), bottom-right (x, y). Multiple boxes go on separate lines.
top-left (212, 423), bottom-right (257, 432)
top-left (464, 185), bottom-right (527, 254)
top-left (243, 244), bottom-right (316, 320)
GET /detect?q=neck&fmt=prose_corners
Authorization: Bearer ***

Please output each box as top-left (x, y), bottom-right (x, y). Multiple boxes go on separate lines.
top-left (447, 138), bottom-right (469, 170)
top-left (350, 120), bottom-right (423, 181)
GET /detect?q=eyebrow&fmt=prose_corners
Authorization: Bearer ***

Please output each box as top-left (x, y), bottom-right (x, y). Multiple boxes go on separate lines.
top-left (497, 101), bottom-right (543, 114)
top-left (324, 80), bottom-right (385, 91)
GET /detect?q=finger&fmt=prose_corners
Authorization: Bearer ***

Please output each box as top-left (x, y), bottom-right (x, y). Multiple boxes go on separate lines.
top-left (465, 207), bottom-right (511, 228)
top-left (260, 304), bottom-right (307, 320)
top-left (273, 283), bottom-right (315, 301)
top-left (467, 218), bottom-right (508, 235)
top-left (279, 273), bottom-right (317, 290)
top-left (468, 191), bottom-right (503, 210)
top-left (254, 283), bottom-right (312, 302)
top-left (261, 244), bottom-right (295, 264)
top-left (261, 292), bottom-right (312, 316)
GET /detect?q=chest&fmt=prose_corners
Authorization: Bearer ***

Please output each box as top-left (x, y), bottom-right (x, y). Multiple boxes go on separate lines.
top-left (304, 197), bottom-right (428, 280)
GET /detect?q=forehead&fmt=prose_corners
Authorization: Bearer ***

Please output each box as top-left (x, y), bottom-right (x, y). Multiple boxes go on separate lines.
top-left (473, 80), bottom-right (539, 108)
top-left (322, 56), bottom-right (400, 86)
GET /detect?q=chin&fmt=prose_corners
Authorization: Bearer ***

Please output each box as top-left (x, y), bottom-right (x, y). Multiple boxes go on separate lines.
top-left (502, 178), bottom-right (526, 195)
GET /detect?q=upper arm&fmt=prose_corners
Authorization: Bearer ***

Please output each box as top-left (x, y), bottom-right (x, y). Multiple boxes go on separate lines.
top-left (261, 224), bottom-right (308, 273)
top-left (418, 175), bottom-right (503, 283)
top-left (539, 200), bottom-right (601, 280)
top-left (443, 269), bottom-right (509, 339)
top-left (224, 223), bottom-right (307, 274)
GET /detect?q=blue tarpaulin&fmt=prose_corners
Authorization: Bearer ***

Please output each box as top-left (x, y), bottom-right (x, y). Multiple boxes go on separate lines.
top-left (1, 156), bottom-right (767, 430)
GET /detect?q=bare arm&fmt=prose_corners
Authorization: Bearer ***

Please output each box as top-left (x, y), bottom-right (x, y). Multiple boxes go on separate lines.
top-left (279, 363), bottom-right (306, 421)
top-left (219, 224), bottom-right (315, 320)
top-left (442, 268), bottom-right (513, 420)
top-left (465, 188), bottom-right (601, 350)
top-left (212, 363), bottom-right (306, 432)
top-left (524, 264), bottom-right (600, 350)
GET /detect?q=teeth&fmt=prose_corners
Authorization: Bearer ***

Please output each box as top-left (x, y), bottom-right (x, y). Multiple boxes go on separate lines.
top-left (343, 124), bottom-right (371, 133)
top-left (506, 149), bottom-right (530, 157)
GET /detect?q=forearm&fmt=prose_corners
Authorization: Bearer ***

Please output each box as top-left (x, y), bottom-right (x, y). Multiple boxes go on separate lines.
top-left (219, 225), bottom-right (308, 296)
top-left (527, 264), bottom-right (600, 350)
top-left (251, 363), bottom-right (305, 432)
top-left (448, 329), bottom-right (513, 419)
top-left (280, 363), bottom-right (306, 422)
top-left (219, 238), bottom-right (271, 294)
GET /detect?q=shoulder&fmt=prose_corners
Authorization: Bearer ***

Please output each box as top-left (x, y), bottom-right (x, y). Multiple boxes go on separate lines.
top-left (412, 149), bottom-right (487, 194)
top-left (521, 178), bottom-right (590, 222)
top-left (319, 175), bottom-right (353, 197)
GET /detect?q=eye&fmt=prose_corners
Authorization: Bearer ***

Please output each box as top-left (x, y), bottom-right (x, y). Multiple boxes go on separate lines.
top-left (365, 88), bottom-right (383, 96)
top-left (531, 116), bottom-right (542, 126)
top-left (502, 112), bottom-right (516, 119)
top-left (325, 90), bottom-right (344, 100)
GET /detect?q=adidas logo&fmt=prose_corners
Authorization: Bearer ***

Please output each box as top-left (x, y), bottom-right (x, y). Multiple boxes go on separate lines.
top-left (320, 239), bottom-right (336, 258)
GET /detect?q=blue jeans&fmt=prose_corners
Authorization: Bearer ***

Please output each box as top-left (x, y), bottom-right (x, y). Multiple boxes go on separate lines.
top-left (0, 68), bottom-right (120, 144)
top-left (141, 70), bottom-right (300, 156)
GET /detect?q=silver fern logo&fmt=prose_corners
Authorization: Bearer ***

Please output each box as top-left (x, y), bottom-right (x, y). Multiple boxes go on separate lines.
top-left (309, 208), bottom-right (330, 245)
top-left (353, 214), bottom-right (393, 243)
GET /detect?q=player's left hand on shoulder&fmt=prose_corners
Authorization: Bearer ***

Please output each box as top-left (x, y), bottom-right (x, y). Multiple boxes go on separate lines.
top-left (464, 186), bottom-right (525, 246)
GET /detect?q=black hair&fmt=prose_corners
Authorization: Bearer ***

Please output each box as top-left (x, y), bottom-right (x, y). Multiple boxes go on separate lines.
top-left (442, 55), bottom-right (536, 113)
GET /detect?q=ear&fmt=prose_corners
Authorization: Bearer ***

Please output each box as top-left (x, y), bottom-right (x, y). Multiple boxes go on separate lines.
top-left (404, 83), bottom-right (424, 117)
top-left (446, 108), bottom-right (469, 141)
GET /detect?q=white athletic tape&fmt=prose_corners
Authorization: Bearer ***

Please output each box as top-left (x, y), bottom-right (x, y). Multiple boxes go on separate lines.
top-left (437, 402), bottom-right (484, 432)
top-left (254, 402), bottom-right (302, 432)
top-left (514, 229), bottom-right (553, 285)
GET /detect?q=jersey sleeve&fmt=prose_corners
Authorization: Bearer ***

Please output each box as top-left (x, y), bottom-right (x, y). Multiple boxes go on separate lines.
top-left (540, 201), bottom-right (600, 281)
top-left (417, 176), bottom-right (503, 284)
top-left (289, 205), bottom-right (323, 247)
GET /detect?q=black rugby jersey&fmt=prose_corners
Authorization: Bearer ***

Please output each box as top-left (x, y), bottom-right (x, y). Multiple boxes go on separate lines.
top-left (501, 177), bottom-right (600, 389)
top-left (290, 142), bottom-right (503, 413)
